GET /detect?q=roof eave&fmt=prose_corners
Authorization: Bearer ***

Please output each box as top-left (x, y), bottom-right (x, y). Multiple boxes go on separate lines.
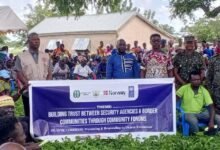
top-left (36, 30), bottom-right (117, 37)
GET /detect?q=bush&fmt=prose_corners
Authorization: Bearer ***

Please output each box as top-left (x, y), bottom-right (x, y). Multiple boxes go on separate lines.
top-left (15, 97), bottom-right (220, 149)
top-left (42, 134), bottom-right (220, 150)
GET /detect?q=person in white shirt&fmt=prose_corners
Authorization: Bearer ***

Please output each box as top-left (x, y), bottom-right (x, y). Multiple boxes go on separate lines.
top-left (73, 55), bottom-right (96, 80)
top-left (52, 56), bottom-right (70, 80)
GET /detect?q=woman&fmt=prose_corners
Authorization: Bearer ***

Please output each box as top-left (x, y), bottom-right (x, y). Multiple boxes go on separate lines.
top-left (52, 56), bottom-right (70, 80)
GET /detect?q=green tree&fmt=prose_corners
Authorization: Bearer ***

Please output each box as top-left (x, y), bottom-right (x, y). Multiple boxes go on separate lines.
top-left (49, 0), bottom-right (125, 16)
top-left (169, 0), bottom-right (220, 19)
top-left (142, 10), bottom-right (159, 26)
top-left (159, 24), bottom-right (175, 34)
top-left (105, 0), bottom-right (133, 13)
top-left (25, 0), bottom-right (60, 30)
top-left (187, 17), bottom-right (220, 41)
top-left (0, 36), bottom-right (8, 46)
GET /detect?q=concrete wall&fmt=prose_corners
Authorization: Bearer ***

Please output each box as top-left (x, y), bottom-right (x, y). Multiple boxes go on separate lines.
top-left (38, 16), bottom-right (173, 54)
top-left (39, 33), bottom-right (117, 54)
top-left (118, 17), bottom-right (172, 50)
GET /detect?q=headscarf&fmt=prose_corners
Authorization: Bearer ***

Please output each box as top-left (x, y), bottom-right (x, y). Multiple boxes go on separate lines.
top-left (0, 69), bottom-right (10, 79)
top-left (0, 95), bottom-right (15, 107)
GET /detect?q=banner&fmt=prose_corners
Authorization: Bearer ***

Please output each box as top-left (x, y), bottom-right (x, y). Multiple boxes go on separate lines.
top-left (29, 79), bottom-right (176, 141)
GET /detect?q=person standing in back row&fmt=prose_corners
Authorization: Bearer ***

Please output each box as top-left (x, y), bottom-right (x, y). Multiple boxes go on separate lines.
top-left (173, 35), bottom-right (205, 88)
top-left (15, 32), bottom-right (52, 117)
top-left (106, 39), bottom-right (140, 79)
top-left (141, 34), bottom-right (173, 78)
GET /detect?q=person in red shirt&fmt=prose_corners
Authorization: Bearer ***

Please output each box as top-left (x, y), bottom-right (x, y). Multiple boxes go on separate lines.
top-left (53, 43), bottom-right (71, 59)
top-left (131, 41), bottom-right (141, 54)
top-left (97, 41), bottom-right (105, 57)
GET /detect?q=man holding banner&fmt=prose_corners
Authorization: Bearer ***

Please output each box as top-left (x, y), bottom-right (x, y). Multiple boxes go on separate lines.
top-left (15, 32), bottom-right (52, 117)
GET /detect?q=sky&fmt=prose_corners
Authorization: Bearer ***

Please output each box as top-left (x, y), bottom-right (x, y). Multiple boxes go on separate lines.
top-left (0, 0), bottom-right (207, 33)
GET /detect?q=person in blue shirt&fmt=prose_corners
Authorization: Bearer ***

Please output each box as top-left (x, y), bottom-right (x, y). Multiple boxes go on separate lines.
top-left (0, 46), bottom-right (9, 63)
top-left (106, 39), bottom-right (140, 79)
top-left (203, 43), bottom-right (214, 59)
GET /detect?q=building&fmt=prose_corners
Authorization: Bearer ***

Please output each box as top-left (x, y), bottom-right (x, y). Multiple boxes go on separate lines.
top-left (29, 11), bottom-right (174, 53)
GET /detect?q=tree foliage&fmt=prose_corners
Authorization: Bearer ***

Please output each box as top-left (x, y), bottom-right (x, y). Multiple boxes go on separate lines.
top-left (25, 0), bottom-right (62, 30)
top-left (187, 17), bottom-right (220, 41)
top-left (49, 0), bottom-right (125, 16)
top-left (159, 24), bottom-right (175, 35)
top-left (0, 36), bottom-right (8, 46)
top-left (142, 10), bottom-right (159, 25)
top-left (170, 0), bottom-right (220, 19)
top-left (105, 0), bottom-right (133, 13)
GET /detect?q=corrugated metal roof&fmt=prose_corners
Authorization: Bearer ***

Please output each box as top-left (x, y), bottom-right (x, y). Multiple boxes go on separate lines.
top-left (29, 11), bottom-right (136, 34)
top-left (46, 39), bottom-right (63, 50)
top-left (72, 38), bottom-right (90, 50)
top-left (29, 11), bottom-right (174, 39)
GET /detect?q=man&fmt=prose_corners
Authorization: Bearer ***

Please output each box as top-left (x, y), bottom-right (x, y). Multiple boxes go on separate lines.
top-left (161, 39), bottom-right (168, 53)
top-left (131, 40), bottom-right (141, 55)
top-left (0, 117), bottom-right (26, 146)
top-left (59, 44), bottom-right (71, 59)
top-left (0, 117), bottom-right (39, 149)
top-left (126, 44), bottom-right (131, 53)
top-left (15, 32), bottom-right (52, 117)
top-left (177, 71), bottom-right (220, 134)
top-left (0, 46), bottom-right (8, 63)
top-left (202, 40), bottom-right (207, 51)
top-left (207, 40), bottom-right (220, 116)
top-left (141, 34), bottom-right (173, 78)
top-left (203, 43), bottom-right (214, 59)
top-left (0, 142), bottom-right (25, 150)
top-left (174, 35), bottom-right (205, 87)
top-left (0, 95), bottom-right (15, 117)
top-left (97, 57), bottom-right (107, 79)
top-left (97, 41), bottom-right (105, 57)
top-left (9, 53), bottom-right (14, 61)
top-left (168, 40), bottom-right (175, 55)
top-left (106, 39), bottom-right (140, 79)
top-left (53, 43), bottom-right (71, 59)
top-left (142, 42), bottom-right (147, 52)
top-left (0, 96), bottom-right (35, 143)
top-left (53, 41), bottom-right (61, 57)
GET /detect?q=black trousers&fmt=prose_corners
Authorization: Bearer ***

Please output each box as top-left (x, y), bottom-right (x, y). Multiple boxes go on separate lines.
top-left (22, 93), bottom-right (30, 117)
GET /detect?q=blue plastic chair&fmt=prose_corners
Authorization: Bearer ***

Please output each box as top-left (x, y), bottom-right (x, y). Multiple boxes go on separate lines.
top-left (176, 100), bottom-right (207, 136)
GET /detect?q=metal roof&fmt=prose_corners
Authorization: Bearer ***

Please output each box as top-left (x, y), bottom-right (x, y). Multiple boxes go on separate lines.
top-left (29, 11), bottom-right (135, 34)
top-left (29, 11), bottom-right (174, 38)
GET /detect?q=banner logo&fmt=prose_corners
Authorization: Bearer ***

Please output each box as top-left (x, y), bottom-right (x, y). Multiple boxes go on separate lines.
top-left (73, 90), bottom-right (80, 98)
top-left (70, 82), bottom-right (139, 102)
top-left (128, 86), bottom-right (135, 98)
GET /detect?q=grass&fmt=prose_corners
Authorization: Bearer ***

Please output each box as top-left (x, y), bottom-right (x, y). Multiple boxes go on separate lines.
top-left (41, 134), bottom-right (220, 150)
top-left (15, 96), bottom-right (24, 116)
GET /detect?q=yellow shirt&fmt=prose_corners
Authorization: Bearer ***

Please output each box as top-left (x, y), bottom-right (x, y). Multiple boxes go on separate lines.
top-left (177, 84), bottom-right (213, 113)
top-left (0, 79), bottom-right (10, 93)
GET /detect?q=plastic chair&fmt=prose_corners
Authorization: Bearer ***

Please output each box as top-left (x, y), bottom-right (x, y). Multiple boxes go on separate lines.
top-left (176, 100), bottom-right (207, 136)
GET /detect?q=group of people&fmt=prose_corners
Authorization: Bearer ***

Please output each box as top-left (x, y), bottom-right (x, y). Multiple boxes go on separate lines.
top-left (1, 31), bottom-right (220, 148)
